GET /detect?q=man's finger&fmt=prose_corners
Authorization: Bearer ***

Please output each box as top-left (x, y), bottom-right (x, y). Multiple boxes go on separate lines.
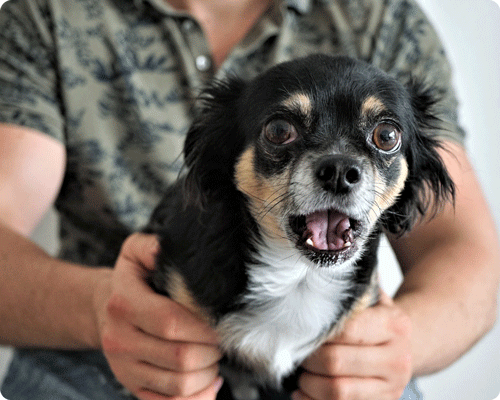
top-left (137, 377), bottom-right (224, 400)
top-left (104, 315), bottom-right (222, 371)
top-left (326, 290), bottom-right (397, 345)
top-left (328, 306), bottom-right (394, 345)
top-left (302, 343), bottom-right (392, 378)
top-left (297, 373), bottom-right (384, 400)
top-left (131, 362), bottom-right (219, 398)
top-left (136, 335), bottom-right (222, 372)
top-left (377, 289), bottom-right (395, 306)
top-left (120, 233), bottom-right (161, 272)
top-left (106, 289), bottom-right (219, 345)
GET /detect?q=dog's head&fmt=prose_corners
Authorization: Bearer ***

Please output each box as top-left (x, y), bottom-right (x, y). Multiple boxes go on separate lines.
top-left (183, 55), bottom-right (454, 267)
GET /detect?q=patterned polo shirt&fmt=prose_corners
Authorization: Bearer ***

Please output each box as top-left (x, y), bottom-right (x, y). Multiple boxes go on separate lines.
top-left (0, 0), bottom-right (464, 267)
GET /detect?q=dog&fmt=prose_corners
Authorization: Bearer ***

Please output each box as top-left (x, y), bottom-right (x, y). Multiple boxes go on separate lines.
top-left (144, 54), bottom-right (454, 399)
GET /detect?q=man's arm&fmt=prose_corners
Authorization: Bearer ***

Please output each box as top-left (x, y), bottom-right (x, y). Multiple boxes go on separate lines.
top-left (0, 125), bottom-right (223, 399)
top-left (0, 124), bottom-right (103, 348)
top-left (0, 124), bottom-right (66, 237)
top-left (391, 141), bottom-right (500, 376)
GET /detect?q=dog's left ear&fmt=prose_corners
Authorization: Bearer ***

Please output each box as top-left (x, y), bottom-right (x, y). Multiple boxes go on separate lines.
top-left (183, 78), bottom-right (247, 207)
top-left (383, 81), bottom-right (455, 235)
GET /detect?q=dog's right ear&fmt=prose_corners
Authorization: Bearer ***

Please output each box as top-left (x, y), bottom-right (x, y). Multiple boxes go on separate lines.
top-left (183, 77), bottom-right (247, 207)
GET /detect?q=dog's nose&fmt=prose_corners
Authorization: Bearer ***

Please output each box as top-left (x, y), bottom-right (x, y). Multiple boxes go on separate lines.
top-left (315, 155), bottom-right (362, 194)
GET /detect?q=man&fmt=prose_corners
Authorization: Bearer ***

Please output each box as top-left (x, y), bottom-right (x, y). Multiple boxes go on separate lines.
top-left (0, 0), bottom-right (498, 399)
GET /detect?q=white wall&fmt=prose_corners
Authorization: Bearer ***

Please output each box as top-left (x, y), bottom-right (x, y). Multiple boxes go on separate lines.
top-left (1, 0), bottom-right (499, 399)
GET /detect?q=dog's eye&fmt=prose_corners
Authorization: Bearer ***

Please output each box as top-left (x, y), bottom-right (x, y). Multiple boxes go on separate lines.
top-left (264, 119), bottom-right (298, 145)
top-left (372, 123), bottom-right (401, 152)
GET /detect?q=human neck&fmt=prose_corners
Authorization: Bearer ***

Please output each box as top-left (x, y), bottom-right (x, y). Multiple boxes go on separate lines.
top-left (167, 0), bottom-right (274, 68)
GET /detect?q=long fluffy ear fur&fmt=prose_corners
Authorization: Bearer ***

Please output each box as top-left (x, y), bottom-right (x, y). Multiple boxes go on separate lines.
top-left (183, 78), bottom-right (247, 207)
top-left (383, 81), bottom-right (455, 235)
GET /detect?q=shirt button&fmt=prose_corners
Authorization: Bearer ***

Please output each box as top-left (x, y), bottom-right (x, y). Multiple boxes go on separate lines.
top-left (182, 19), bottom-right (195, 32)
top-left (195, 55), bottom-right (211, 72)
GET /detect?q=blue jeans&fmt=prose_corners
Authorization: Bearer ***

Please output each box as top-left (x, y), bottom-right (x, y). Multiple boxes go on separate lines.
top-left (2, 350), bottom-right (423, 400)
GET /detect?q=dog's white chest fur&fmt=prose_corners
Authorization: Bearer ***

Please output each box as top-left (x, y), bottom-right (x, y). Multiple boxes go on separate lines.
top-left (216, 238), bottom-right (355, 384)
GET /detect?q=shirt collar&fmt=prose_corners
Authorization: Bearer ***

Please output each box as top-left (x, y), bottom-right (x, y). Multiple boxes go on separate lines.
top-left (285, 0), bottom-right (312, 14)
top-left (135, 0), bottom-right (312, 16)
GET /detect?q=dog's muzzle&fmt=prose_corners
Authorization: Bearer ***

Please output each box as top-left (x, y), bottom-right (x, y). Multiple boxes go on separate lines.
top-left (288, 154), bottom-right (366, 257)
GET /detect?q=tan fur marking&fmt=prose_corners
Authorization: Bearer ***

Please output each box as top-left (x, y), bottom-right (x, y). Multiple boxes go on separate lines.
top-left (234, 147), bottom-right (289, 240)
top-left (167, 269), bottom-right (212, 323)
top-left (349, 273), bottom-right (379, 316)
top-left (369, 158), bottom-right (409, 224)
top-left (369, 169), bottom-right (388, 224)
top-left (361, 96), bottom-right (386, 117)
top-left (282, 93), bottom-right (312, 119)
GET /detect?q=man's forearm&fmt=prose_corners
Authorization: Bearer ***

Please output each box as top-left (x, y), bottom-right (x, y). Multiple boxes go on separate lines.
top-left (394, 236), bottom-right (499, 377)
top-left (0, 223), bottom-right (112, 349)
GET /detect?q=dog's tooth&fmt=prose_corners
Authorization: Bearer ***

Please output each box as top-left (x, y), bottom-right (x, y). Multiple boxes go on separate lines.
top-left (306, 238), bottom-right (314, 247)
top-left (342, 228), bottom-right (354, 243)
top-left (343, 241), bottom-right (352, 248)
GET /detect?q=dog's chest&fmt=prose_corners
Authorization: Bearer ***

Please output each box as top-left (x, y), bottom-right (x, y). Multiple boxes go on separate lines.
top-left (216, 239), bottom-right (355, 383)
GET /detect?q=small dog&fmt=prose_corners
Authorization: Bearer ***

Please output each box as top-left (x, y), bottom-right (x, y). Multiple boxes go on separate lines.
top-left (145, 54), bottom-right (454, 399)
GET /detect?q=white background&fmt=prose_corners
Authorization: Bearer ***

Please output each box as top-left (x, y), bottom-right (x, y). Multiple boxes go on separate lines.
top-left (1, 0), bottom-right (499, 399)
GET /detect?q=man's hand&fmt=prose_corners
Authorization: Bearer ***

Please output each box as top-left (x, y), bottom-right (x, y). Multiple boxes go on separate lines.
top-left (93, 233), bottom-right (224, 400)
top-left (294, 291), bottom-right (412, 400)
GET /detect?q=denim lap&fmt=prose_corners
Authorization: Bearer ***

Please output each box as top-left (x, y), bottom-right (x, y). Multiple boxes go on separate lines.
top-left (2, 350), bottom-right (422, 400)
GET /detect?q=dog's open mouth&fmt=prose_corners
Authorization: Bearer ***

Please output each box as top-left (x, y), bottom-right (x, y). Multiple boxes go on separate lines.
top-left (289, 210), bottom-right (361, 254)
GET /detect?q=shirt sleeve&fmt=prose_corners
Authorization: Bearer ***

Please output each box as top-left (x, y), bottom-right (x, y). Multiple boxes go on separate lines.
top-left (366, 0), bottom-right (466, 145)
top-left (0, 0), bottom-right (64, 141)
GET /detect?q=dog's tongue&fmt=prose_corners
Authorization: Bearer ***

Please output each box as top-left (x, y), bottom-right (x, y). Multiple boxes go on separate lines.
top-left (305, 210), bottom-right (353, 251)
